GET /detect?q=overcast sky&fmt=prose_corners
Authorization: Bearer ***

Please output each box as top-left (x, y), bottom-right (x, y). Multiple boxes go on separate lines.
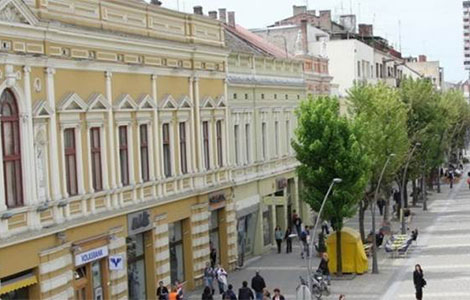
top-left (158, 0), bottom-right (466, 83)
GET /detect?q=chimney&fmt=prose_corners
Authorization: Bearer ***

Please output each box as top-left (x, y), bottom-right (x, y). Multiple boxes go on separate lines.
top-left (301, 19), bottom-right (308, 55)
top-left (208, 11), bottom-right (217, 19)
top-left (193, 6), bottom-right (203, 15)
top-left (418, 55), bottom-right (427, 62)
top-left (150, 0), bottom-right (162, 6)
top-left (219, 8), bottom-right (227, 23)
top-left (293, 5), bottom-right (307, 16)
top-left (228, 11), bottom-right (235, 27)
top-left (319, 10), bottom-right (332, 31)
top-left (358, 24), bottom-right (373, 37)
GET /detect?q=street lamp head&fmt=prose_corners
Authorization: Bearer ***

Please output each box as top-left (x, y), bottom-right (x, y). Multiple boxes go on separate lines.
top-left (333, 178), bottom-right (342, 183)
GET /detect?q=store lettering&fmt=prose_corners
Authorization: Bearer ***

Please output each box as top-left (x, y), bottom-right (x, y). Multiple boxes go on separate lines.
top-left (80, 249), bottom-right (103, 262)
top-left (75, 246), bottom-right (109, 266)
top-left (131, 211), bottom-right (150, 231)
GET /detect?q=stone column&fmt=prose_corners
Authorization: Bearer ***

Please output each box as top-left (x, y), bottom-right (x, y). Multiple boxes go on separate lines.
top-left (154, 214), bottom-right (171, 286)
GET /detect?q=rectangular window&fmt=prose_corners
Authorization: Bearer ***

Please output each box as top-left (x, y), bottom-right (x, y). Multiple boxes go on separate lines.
top-left (357, 61), bottom-right (361, 77)
top-left (163, 123), bottom-right (172, 177)
top-left (119, 126), bottom-right (129, 186)
top-left (140, 124), bottom-right (149, 182)
top-left (202, 121), bottom-right (210, 170)
top-left (64, 128), bottom-right (78, 196)
top-left (90, 127), bottom-right (102, 191)
top-left (262, 122), bottom-right (267, 160)
top-left (216, 120), bottom-right (223, 167)
top-left (179, 122), bottom-right (188, 174)
top-left (234, 125), bottom-right (240, 165)
top-left (286, 120), bottom-right (291, 154)
top-left (245, 124), bottom-right (251, 164)
top-left (274, 121), bottom-right (279, 157)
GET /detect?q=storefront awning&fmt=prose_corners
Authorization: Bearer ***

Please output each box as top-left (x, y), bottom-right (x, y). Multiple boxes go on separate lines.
top-left (0, 273), bottom-right (37, 295)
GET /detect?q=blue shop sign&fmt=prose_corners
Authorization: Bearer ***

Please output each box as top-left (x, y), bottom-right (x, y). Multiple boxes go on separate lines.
top-left (75, 246), bottom-right (109, 266)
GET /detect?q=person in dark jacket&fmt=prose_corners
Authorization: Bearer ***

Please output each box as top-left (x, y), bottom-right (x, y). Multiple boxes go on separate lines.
top-left (222, 284), bottom-right (237, 300)
top-left (413, 264), bottom-right (426, 300)
top-left (202, 286), bottom-right (214, 300)
top-left (156, 281), bottom-right (169, 300)
top-left (251, 271), bottom-right (266, 300)
top-left (271, 288), bottom-right (285, 300)
top-left (238, 281), bottom-right (254, 300)
top-left (284, 227), bottom-right (293, 253)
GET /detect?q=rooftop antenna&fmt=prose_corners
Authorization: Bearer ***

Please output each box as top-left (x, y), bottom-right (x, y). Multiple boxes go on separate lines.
top-left (398, 20), bottom-right (402, 53)
top-left (349, 0), bottom-right (353, 15)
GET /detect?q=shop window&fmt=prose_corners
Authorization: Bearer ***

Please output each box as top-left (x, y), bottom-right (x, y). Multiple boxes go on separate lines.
top-left (216, 120), bottom-right (223, 167)
top-left (73, 259), bottom-right (107, 300)
top-left (162, 123), bottom-right (172, 177)
top-left (127, 234), bottom-right (147, 300)
top-left (139, 124), bottom-right (149, 182)
top-left (169, 221), bottom-right (184, 284)
top-left (209, 210), bottom-right (220, 266)
top-left (119, 126), bottom-right (129, 186)
top-left (1, 89), bottom-right (23, 208)
top-left (237, 211), bottom-right (258, 267)
top-left (179, 122), bottom-right (188, 174)
top-left (202, 121), bottom-right (210, 170)
top-left (0, 270), bottom-right (36, 300)
top-left (64, 128), bottom-right (78, 196)
top-left (90, 127), bottom-right (102, 191)
top-left (263, 207), bottom-right (273, 246)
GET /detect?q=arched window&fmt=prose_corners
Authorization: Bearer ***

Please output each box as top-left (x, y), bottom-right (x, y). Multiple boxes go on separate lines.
top-left (1, 89), bottom-right (23, 208)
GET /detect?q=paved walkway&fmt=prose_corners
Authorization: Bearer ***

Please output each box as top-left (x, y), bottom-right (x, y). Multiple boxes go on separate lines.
top-left (188, 172), bottom-right (470, 299)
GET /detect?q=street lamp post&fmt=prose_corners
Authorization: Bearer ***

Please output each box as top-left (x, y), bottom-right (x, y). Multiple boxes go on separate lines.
top-left (307, 178), bottom-right (342, 299)
top-left (400, 143), bottom-right (421, 234)
top-left (371, 153), bottom-right (395, 274)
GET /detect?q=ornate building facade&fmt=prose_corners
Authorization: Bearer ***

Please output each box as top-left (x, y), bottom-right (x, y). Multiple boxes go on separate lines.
top-left (0, 0), bottom-right (236, 299)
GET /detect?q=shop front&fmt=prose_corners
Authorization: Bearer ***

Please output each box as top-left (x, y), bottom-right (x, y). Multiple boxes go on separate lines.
top-left (73, 244), bottom-right (109, 300)
top-left (208, 191), bottom-right (228, 269)
top-left (0, 270), bottom-right (39, 300)
top-left (126, 209), bottom-right (154, 300)
top-left (236, 204), bottom-right (259, 267)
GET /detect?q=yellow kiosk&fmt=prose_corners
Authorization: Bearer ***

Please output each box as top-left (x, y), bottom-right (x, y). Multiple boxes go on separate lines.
top-left (326, 227), bottom-right (368, 274)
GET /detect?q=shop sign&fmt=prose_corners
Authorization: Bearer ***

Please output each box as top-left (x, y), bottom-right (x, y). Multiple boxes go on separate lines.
top-left (209, 191), bottom-right (226, 210)
top-left (128, 210), bottom-right (152, 236)
top-left (276, 178), bottom-right (288, 191)
top-left (75, 246), bottom-right (108, 266)
top-left (109, 255), bottom-right (124, 271)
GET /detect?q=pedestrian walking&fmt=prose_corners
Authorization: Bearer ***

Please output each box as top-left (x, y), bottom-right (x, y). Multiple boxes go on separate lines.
top-left (448, 170), bottom-right (454, 189)
top-left (174, 280), bottom-right (184, 300)
top-left (317, 252), bottom-right (331, 285)
top-left (377, 199), bottom-right (385, 216)
top-left (293, 214), bottom-right (302, 237)
top-left (339, 295), bottom-right (346, 300)
top-left (216, 264), bottom-right (228, 294)
top-left (271, 288), bottom-right (285, 300)
top-left (284, 227), bottom-right (293, 253)
top-left (413, 264), bottom-right (426, 300)
top-left (467, 176), bottom-right (470, 190)
top-left (202, 286), bottom-right (213, 300)
top-left (157, 281), bottom-right (169, 300)
top-left (169, 286), bottom-right (179, 300)
top-left (274, 226), bottom-right (283, 254)
top-left (203, 262), bottom-right (215, 294)
top-left (262, 288), bottom-right (271, 300)
top-left (251, 270), bottom-right (266, 300)
top-left (238, 281), bottom-right (254, 300)
top-left (321, 220), bottom-right (330, 235)
top-left (222, 284), bottom-right (237, 300)
top-left (300, 228), bottom-right (309, 259)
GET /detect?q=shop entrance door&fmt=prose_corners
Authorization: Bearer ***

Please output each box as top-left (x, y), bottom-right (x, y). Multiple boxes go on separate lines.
top-left (169, 221), bottom-right (184, 284)
top-left (73, 259), bottom-right (107, 300)
top-left (209, 209), bottom-right (220, 266)
top-left (127, 233), bottom-right (147, 300)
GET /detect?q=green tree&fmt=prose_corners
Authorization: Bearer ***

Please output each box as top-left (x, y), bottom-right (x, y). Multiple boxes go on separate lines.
top-left (348, 83), bottom-right (409, 240)
top-left (293, 96), bottom-right (370, 275)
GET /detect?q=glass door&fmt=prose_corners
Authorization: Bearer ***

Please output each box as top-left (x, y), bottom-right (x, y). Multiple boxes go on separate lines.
top-left (127, 234), bottom-right (147, 300)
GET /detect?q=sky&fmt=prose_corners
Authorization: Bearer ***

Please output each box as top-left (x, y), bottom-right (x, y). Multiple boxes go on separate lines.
top-left (157, 0), bottom-right (466, 83)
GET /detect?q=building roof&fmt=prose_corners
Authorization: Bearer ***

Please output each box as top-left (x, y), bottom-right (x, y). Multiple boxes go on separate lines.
top-left (224, 24), bottom-right (289, 58)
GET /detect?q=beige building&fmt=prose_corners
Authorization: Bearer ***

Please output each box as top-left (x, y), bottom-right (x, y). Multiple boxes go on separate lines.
top-left (220, 15), bottom-right (310, 264)
top-left (0, 0), bottom-right (237, 299)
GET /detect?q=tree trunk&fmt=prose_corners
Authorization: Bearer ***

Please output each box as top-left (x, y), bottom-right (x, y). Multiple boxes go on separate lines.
top-left (359, 200), bottom-right (366, 243)
top-left (412, 180), bottom-right (417, 206)
top-left (336, 229), bottom-right (343, 276)
top-left (423, 172), bottom-right (428, 211)
top-left (437, 167), bottom-right (441, 193)
top-left (383, 192), bottom-right (390, 224)
top-left (404, 182), bottom-right (409, 208)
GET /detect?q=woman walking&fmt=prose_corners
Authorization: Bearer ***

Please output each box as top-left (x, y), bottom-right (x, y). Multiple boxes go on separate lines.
top-left (413, 264), bottom-right (426, 300)
top-left (274, 226), bottom-right (283, 254)
top-left (284, 227), bottom-right (293, 253)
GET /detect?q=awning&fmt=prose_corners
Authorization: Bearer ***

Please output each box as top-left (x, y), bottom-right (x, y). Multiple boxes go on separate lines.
top-left (0, 273), bottom-right (37, 295)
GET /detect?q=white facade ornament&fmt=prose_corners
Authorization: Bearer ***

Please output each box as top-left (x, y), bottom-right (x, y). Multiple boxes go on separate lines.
top-left (35, 126), bottom-right (48, 201)
top-left (0, 3), bottom-right (26, 23)
top-left (5, 64), bottom-right (16, 87)
top-left (320, 37), bottom-right (328, 58)
top-left (294, 30), bottom-right (304, 57)
top-left (33, 77), bottom-right (42, 92)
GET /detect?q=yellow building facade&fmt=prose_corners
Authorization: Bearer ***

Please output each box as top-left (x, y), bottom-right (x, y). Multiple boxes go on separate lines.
top-left (0, 0), bottom-right (238, 299)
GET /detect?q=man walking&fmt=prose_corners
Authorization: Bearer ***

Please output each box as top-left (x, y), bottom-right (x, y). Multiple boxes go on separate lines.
top-left (238, 281), bottom-right (254, 300)
top-left (251, 270), bottom-right (266, 300)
